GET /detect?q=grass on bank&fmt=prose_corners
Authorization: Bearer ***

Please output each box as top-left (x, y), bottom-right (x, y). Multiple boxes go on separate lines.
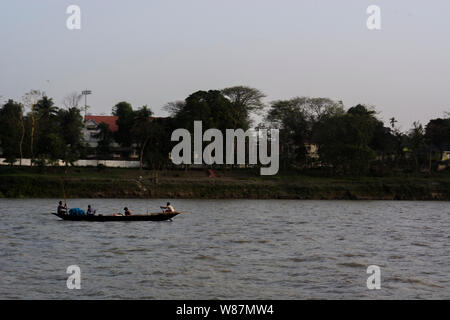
top-left (0, 166), bottom-right (449, 199)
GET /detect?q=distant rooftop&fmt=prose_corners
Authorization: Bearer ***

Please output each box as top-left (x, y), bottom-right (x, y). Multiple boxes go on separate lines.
top-left (85, 115), bottom-right (166, 132)
top-left (85, 115), bottom-right (118, 132)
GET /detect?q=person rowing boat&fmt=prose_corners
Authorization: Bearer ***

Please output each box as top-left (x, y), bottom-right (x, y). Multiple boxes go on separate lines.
top-left (87, 205), bottom-right (96, 216)
top-left (160, 202), bottom-right (175, 213)
top-left (124, 207), bottom-right (132, 216)
top-left (57, 201), bottom-right (67, 215)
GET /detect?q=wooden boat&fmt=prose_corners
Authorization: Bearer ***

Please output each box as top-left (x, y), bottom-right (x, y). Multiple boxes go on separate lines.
top-left (52, 212), bottom-right (180, 222)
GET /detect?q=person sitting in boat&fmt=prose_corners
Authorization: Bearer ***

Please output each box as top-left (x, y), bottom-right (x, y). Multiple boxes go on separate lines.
top-left (160, 202), bottom-right (174, 213)
top-left (57, 201), bottom-right (67, 215)
top-left (86, 205), bottom-right (96, 216)
top-left (124, 207), bottom-right (132, 216)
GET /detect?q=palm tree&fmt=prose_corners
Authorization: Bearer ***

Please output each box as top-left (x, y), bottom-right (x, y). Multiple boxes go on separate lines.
top-left (35, 96), bottom-right (58, 118)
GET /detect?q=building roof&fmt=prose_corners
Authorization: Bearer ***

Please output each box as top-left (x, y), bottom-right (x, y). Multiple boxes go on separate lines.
top-left (85, 115), bottom-right (118, 132)
top-left (85, 115), bottom-right (168, 133)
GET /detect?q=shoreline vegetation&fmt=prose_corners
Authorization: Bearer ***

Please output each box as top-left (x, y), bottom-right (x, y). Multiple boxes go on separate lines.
top-left (1, 167), bottom-right (449, 200)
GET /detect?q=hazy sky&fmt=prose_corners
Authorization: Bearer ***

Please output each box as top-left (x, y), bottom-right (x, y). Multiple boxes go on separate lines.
top-left (1, 0), bottom-right (449, 130)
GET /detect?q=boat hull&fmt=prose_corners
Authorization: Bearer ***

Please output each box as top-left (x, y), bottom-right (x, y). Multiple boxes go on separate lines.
top-left (52, 212), bottom-right (180, 222)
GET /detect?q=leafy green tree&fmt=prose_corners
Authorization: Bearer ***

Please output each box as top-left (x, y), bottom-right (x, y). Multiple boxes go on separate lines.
top-left (94, 122), bottom-right (113, 160)
top-left (289, 97), bottom-right (345, 125)
top-left (143, 118), bottom-right (173, 170)
top-left (113, 101), bottom-right (135, 147)
top-left (348, 107), bottom-right (399, 170)
top-left (370, 122), bottom-right (395, 157)
top-left (35, 96), bottom-right (58, 118)
top-left (33, 96), bottom-right (60, 163)
top-left (43, 133), bottom-right (64, 165)
top-left (164, 100), bottom-right (186, 116)
top-left (165, 90), bottom-right (242, 169)
top-left (57, 107), bottom-right (85, 166)
top-left (266, 99), bottom-right (310, 169)
top-left (385, 119), bottom-right (408, 170)
top-left (425, 118), bottom-right (450, 161)
top-left (168, 90), bottom-right (241, 132)
top-left (266, 97), bottom-right (344, 169)
top-left (369, 121), bottom-right (398, 173)
top-left (221, 86), bottom-right (266, 129)
top-left (315, 105), bottom-right (377, 174)
top-left (131, 105), bottom-right (154, 170)
top-left (407, 121), bottom-right (426, 171)
top-left (0, 100), bottom-right (24, 165)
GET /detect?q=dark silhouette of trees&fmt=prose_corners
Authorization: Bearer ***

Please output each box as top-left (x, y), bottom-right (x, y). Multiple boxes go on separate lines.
top-left (425, 118), bottom-right (450, 161)
top-left (221, 86), bottom-right (266, 129)
top-left (266, 99), bottom-right (310, 169)
top-left (1, 88), bottom-right (449, 175)
top-left (113, 101), bottom-right (135, 147)
top-left (94, 122), bottom-right (113, 160)
top-left (168, 90), bottom-right (241, 132)
top-left (131, 105), bottom-right (154, 170)
top-left (407, 122), bottom-right (426, 171)
top-left (57, 107), bottom-right (85, 166)
top-left (0, 100), bottom-right (24, 165)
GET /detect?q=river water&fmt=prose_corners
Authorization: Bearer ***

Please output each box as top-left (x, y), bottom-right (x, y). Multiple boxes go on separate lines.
top-left (0, 199), bottom-right (449, 299)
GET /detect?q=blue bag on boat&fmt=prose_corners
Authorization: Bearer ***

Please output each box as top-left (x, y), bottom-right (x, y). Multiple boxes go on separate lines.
top-left (68, 208), bottom-right (86, 216)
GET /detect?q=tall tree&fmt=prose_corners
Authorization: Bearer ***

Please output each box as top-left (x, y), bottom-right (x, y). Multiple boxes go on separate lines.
top-left (170, 90), bottom-right (240, 132)
top-left (94, 122), bottom-right (113, 160)
top-left (266, 99), bottom-right (310, 169)
top-left (370, 121), bottom-right (396, 163)
top-left (166, 90), bottom-right (242, 169)
top-left (22, 90), bottom-right (44, 165)
top-left (34, 96), bottom-right (60, 163)
top-left (407, 121), bottom-right (426, 171)
top-left (266, 97), bottom-right (344, 169)
top-left (131, 105), bottom-right (154, 170)
top-left (221, 86), bottom-right (266, 129)
top-left (0, 100), bottom-right (24, 165)
top-left (57, 107), bottom-right (85, 166)
top-left (143, 118), bottom-right (173, 170)
top-left (112, 101), bottom-right (135, 147)
top-left (164, 100), bottom-right (185, 117)
top-left (315, 105), bottom-right (377, 174)
top-left (425, 118), bottom-right (450, 161)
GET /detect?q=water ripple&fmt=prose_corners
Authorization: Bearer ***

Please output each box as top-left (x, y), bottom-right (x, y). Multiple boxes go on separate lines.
top-left (0, 199), bottom-right (449, 299)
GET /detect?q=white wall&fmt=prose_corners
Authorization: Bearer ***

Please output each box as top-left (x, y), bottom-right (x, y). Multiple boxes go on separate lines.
top-left (0, 158), bottom-right (140, 168)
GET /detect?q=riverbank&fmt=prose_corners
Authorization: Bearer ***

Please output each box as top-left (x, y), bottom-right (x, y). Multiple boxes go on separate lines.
top-left (1, 167), bottom-right (449, 200)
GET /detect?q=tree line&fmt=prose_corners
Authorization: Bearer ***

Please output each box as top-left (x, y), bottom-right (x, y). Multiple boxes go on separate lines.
top-left (1, 87), bottom-right (449, 174)
top-left (0, 90), bottom-right (85, 167)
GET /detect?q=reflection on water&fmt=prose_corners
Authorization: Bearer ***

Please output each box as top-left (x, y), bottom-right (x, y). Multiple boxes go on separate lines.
top-left (0, 199), bottom-right (449, 299)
